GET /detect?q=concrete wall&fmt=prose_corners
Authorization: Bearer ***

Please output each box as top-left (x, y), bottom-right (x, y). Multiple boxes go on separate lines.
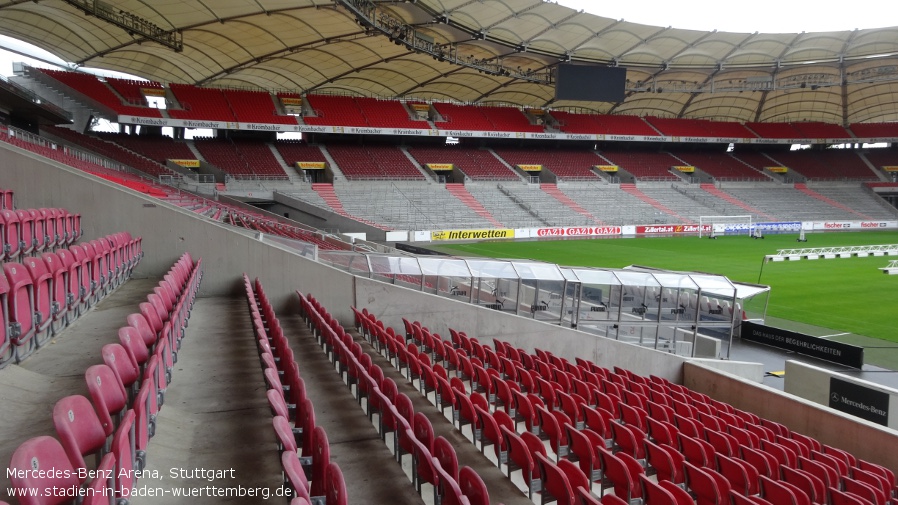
top-left (272, 191), bottom-right (386, 240)
top-left (684, 361), bottom-right (898, 473)
top-left (1, 142), bottom-right (355, 318)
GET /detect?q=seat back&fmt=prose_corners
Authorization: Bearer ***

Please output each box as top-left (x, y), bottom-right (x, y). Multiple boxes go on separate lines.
top-left (434, 460), bottom-right (466, 505)
top-left (536, 452), bottom-right (576, 505)
top-left (52, 395), bottom-right (107, 473)
top-left (458, 466), bottom-right (489, 505)
top-left (646, 439), bottom-right (684, 485)
top-left (126, 313), bottom-right (157, 347)
top-left (282, 450), bottom-right (311, 502)
top-left (84, 364), bottom-right (128, 436)
top-left (684, 461), bottom-right (726, 505)
top-left (433, 436), bottom-right (459, 481)
top-left (82, 452), bottom-right (116, 505)
top-left (299, 398), bottom-right (316, 458)
top-left (1, 209), bottom-right (21, 259)
top-left (22, 257), bottom-right (53, 336)
top-left (641, 474), bottom-right (678, 505)
top-left (759, 475), bottom-right (799, 505)
top-left (9, 436), bottom-right (81, 505)
top-left (716, 453), bottom-right (759, 496)
top-left (4, 262), bottom-right (36, 346)
top-left (782, 465), bottom-right (824, 504)
top-left (139, 301), bottom-right (164, 334)
top-left (310, 426), bottom-right (330, 497)
top-left (111, 410), bottom-right (137, 494)
top-left (119, 326), bottom-right (150, 367)
top-left (829, 486), bottom-right (874, 505)
top-left (413, 411), bottom-right (435, 451)
top-left (102, 343), bottom-right (140, 390)
top-left (598, 447), bottom-right (643, 502)
top-left (0, 269), bottom-right (10, 366)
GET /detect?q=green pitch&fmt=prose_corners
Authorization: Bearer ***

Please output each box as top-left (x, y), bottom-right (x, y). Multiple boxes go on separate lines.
top-left (436, 231), bottom-right (898, 367)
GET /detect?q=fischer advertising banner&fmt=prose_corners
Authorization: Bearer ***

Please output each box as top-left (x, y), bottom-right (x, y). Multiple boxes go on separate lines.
top-left (636, 224), bottom-right (711, 235)
top-left (536, 226), bottom-right (622, 238)
top-left (810, 221), bottom-right (898, 231)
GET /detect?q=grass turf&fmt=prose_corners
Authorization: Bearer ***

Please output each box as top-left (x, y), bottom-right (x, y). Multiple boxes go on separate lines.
top-left (436, 231), bottom-right (898, 354)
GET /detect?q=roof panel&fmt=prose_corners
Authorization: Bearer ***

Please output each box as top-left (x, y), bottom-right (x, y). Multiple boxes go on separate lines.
top-left (1, 0), bottom-right (897, 123)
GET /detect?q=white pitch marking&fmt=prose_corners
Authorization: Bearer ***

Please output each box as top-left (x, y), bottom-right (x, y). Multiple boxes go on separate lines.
top-left (817, 332), bottom-right (850, 339)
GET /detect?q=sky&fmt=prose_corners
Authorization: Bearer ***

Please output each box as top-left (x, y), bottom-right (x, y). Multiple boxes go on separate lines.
top-left (557, 0), bottom-right (898, 33)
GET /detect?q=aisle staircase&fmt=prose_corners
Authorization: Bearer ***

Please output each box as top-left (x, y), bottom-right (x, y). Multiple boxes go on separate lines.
top-left (700, 184), bottom-right (773, 219)
top-left (445, 184), bottom-right (505, 228)
top-left (795, 183), bottom-right (872, 219)
top-left (540, 184), bottom-right (604, 225)
top-left (311, 183), bottom-right (386, 229)
top-left (621, 183), bottom-right (691, 223)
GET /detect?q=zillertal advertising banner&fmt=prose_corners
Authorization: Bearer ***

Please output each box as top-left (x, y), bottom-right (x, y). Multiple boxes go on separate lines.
top-left (767, 166), bottom-right (789, 173)
top-left (431, 229), bottom-right (515, 241)
top-left (674, 166), bottom-right (695, 173)
top-left (280, 97), bottom-right (303, 106)
top-left (141, 87), bottom-right (166, 97)
top-left (637, 224), bottom-right (711, 235)
top-left (297, 162), bottom-right (326, 170)
top-left (426, 163), bottom-right (454, 171)
top-left (595, 165), bottom-right (618, 172)
top-left (517, 164), bottom-right (542, 172)
top-left (882, 166), bottom-right (898, 172)
top-left (170, 159), bottom-right (200, 168)
top-left (411, 104), bottom-right (431, 111)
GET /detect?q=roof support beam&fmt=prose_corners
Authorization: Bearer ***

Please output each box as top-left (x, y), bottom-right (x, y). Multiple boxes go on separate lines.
top-left (61, 0), bottom-right (183, 52)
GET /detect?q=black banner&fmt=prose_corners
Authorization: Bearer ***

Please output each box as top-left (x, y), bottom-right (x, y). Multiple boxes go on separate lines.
top-left (741, 321), bottom-right (864, 369)
top-left (829, 377), bottom-right (890, 426)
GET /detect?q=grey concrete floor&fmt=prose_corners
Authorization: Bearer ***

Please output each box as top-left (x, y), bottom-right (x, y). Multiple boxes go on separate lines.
top-left (137, 296), bottom-right (283, 504)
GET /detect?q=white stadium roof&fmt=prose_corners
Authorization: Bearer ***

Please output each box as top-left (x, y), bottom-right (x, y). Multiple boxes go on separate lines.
top-left (1, 0), bottom-right (898, 123)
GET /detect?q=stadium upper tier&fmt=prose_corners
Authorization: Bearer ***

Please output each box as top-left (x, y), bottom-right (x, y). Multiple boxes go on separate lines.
top-left (17, 68), bottom-right (898, 142)
top-left (41, 128), bottom-right (898, 184)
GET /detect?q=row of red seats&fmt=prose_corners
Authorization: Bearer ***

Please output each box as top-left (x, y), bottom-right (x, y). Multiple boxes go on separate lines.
top-left (43, 126), bottom-right (176, 179)
top-left (356, 311), bottom-right (897, 505)
top-left (299, 293), bottom-right (491, 505)
top-left (26, 70), bottom-right (898, 140)
top-left (37, 68), bottom-right (162, 118)
top-left (99, 133), bottom-right (197, 165)
top-left (1, 207), bottom-right (81, 262)
top-left (243, 276), bottom-right (345, 505)
top-left (1, 232), bottom-right (141, 368)
top-left (105, 77), bottom-right (162, 108)
top-left (6, 253), bottom-right (202, 505)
